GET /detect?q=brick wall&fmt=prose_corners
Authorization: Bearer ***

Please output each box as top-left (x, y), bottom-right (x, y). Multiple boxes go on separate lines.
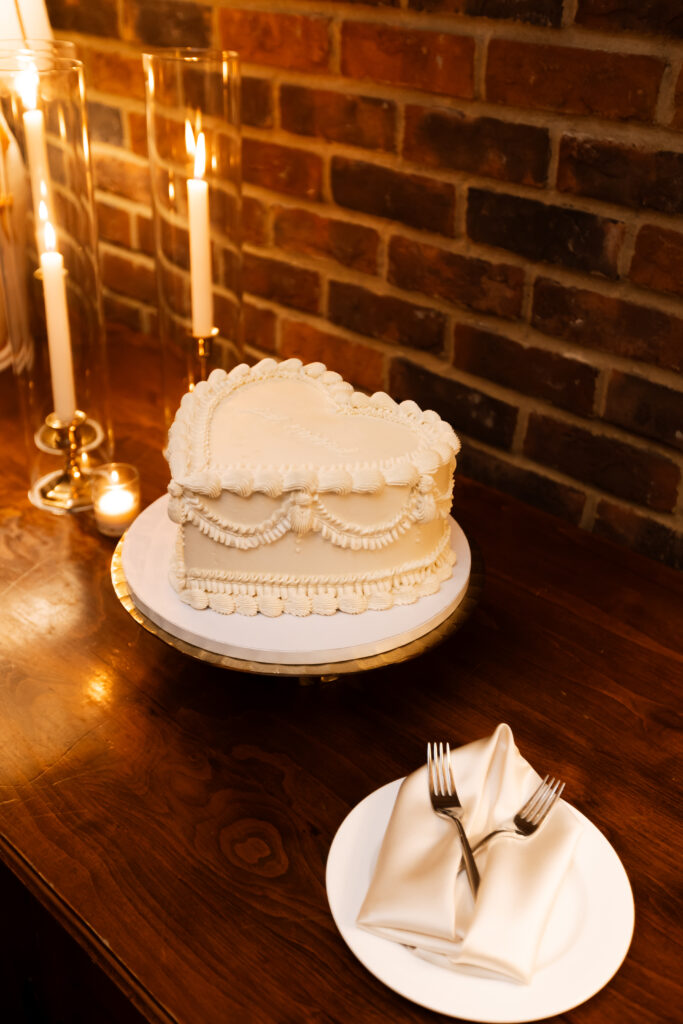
top-left (45, 0), bottom-right (683, 568)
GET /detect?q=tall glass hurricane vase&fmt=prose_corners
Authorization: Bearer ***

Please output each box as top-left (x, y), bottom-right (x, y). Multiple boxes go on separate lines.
top-left (143, 49), bottom-right (242, 430)
top-left (0, 51), bottom-right (112, 511)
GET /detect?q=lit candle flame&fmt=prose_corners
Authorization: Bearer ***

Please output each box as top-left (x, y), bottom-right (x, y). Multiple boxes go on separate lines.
top-left (16, 64), bottom-right (39, 110)
top-left (185, 119), bottom-right (195, 159)
top-left (185, 120), bottom-right (206, 178)
top-left (44, 219), bottom-right (56, 252)
top-left (194, 131), bottom-right (206, 179)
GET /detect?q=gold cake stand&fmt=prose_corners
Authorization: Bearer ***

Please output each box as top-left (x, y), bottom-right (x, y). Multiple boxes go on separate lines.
top-left (111, 538), bottom-right (484, 682)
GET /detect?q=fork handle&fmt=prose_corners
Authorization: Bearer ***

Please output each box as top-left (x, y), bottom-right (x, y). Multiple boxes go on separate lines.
top-left (446, 811), bottom-right (480, 898)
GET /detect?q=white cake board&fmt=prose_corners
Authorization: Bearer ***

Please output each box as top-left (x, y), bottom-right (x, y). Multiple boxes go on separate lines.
top-left (120, 495), bottom-right (472, 666)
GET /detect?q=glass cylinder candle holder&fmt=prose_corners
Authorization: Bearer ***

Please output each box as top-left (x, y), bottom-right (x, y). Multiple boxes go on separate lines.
top-left (143, 48), bottom-right (243, 431)
top-left (92, 463), bottom-right (140, 537)
top-left (0, 51), bottom-right (112, 511)
top-left (0, 42), bottom-right (76, 374)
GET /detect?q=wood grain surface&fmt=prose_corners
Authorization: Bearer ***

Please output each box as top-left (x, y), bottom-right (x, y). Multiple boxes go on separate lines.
top-left (0, 327), bottom-right (681, 1024)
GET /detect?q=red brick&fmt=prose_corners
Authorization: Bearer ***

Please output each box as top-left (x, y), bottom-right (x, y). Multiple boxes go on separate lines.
top-left (280, 322), bottom-right (385, 394)
top-left (45, 0), bottom-right (117, 36)
top-left (103, 293), bottom-right (146, 333)
top-left (87, 101), bottom-right (124, 145)
top-left (341, 22), bottom-right (475, 98)
top-left (273, 208), bottom-right (379, 274)
top-left (404, 107), bottom-right (549, 187)
top-left (135, 214), bottom-right (155, 257)
top-left (532, 277), bottom-right (683, 373)
top-left (457, 446), bottom-right (586, 524)
top-left (92, 150), bottom-right (151, 205)
top-left (243, 253), bottom-right (321, 314)
top-left (211, 189), bottom-right (240, 247)
top-left (630, 224), bottom-right (683, 297)
top-left (406, 0), bottom-right (467, 10)
top-left (242, 77), bottom-right (273, 129)
top-left (593, 501), bottom-right (682, 569)
top-left (120, 0), bottom-right (211, 48)
top-left (408, 0), bottom-right (562, 23)
top-left (211, 291), bottom-right (241, 344)
top-left (557, 136), bottom-right (683, 214)
top-left (328, 281), bottom-right (447, 353)
top-left (78, 44), bottom-right (147, 101)
top-left (389, 236), bottom-right (524, 319)
top-left (101, 249), bottom-right (157, 305)
top-left (96, 201), bottom-right (131, 248)
top-left (604, 371), bottom-right (683, 451)
top-left (242, 196), bottom-right (269, 247)
top-left (672, 66), bottom-right (683, 129)
top-left (243, 303), bottom-right (277, 354)
top-left (575, 1), bottom-right (683, 38)
top-left (486, 41), bottom-right (664, 122)
top-left (216, 245), bottom-right (241, 297)
top-left (158, 263), bottom-right (189, 318)
top-left (243, 140), bottom-right (323, 201)
top-left (128, 112), bottom-right (147, 159)
top-left (333, 0), bottom-right (399, 5)
top-left (390, 358), bottom-right (519, 448)
top-left (466, 188), bottom-right (624, 277)
top-left (523, 413), bottom-right (681, 513)
top-left (280, 86), bottom-right (396, 152)
top-left (452, 323), bottom-right (598, 415)
top-left (463, 0), bottom-right (563, 24)
top-left (331, 157), bottom-right (456, 235)
top-left (156, 217), bottom-right (189, 271)
top-left (217, 11), bottom-right (331, 73)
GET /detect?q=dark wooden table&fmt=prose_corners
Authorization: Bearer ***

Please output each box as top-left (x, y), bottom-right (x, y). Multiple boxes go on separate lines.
top-left (0, 330), bottom-right (681, 1024)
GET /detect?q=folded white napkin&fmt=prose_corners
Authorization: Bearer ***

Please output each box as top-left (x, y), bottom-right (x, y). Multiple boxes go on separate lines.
top-left (357, 723), bottom-right (583, 983)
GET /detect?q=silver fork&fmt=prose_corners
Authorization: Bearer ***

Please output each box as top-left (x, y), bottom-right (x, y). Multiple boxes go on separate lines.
top-left (427, 742), bottom-right (480, 898)
top-left (469, 775), bottom-right (565, 858)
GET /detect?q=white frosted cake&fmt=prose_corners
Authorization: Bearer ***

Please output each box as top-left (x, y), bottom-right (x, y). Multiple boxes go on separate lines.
top-left (165, 358), bottom-right (460, 616)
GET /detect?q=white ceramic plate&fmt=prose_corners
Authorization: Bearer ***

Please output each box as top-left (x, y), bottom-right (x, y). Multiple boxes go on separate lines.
top-left (326, 779), bottom-right (634, 1022)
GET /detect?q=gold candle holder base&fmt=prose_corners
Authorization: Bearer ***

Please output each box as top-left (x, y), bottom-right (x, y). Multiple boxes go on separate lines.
top-left (33, 410), bottom-right (97, 511)
top-left (189, 326), bottom-right (219, 386)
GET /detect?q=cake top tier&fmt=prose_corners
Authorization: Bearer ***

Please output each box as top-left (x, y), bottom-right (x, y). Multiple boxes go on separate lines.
top-left (166, 358), bottom-right (460, 498)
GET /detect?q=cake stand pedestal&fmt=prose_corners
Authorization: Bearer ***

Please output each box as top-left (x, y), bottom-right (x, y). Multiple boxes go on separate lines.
top-left (111, 495), bottom-right (483, 681)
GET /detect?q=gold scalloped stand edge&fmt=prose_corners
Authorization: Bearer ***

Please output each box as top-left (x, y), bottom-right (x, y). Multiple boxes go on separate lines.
top-left (110, 538), bottom-right (484, 681)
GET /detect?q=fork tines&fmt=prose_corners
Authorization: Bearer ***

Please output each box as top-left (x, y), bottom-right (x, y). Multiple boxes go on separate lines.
top-left (427, 741), bottom-right (454, 797)
top-left (520, 775), bottom-right (565, 824)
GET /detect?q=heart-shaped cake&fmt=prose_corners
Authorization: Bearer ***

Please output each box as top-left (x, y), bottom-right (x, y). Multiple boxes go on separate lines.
top-left (165, 358), bottom-right (460, 616)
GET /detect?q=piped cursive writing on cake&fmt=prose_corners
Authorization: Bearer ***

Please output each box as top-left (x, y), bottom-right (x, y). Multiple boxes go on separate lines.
top-left (241, 408), bottom-right (360, 457)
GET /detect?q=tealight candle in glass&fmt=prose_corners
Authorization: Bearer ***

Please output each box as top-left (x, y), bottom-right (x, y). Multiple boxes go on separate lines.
top-left (92, 463), bottom-right (140, 537)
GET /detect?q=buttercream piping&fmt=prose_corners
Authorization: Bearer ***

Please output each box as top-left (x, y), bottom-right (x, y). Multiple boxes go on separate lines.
top-left (176, 543), bottom-right (456, 616)
top-left (179, 526), bottom-right (453, 588)
top-left (178, 484), bottom-right (452, 551)
top-left (166, 357), bottom-right (461, 617)
top-left (166, 357), bottom-right (460, 496)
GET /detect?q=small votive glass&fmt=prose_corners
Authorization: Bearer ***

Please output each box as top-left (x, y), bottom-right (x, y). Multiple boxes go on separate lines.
top-left (92, 463), bottom-right (140, 537)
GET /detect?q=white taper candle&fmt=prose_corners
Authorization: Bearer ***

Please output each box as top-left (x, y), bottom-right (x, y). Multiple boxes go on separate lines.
top-left (17, 66), bottom-right (53, 248)
top-left (40, 221), bottom-right (77, 423)
top-left (185, 124), bottom-right (214, 338)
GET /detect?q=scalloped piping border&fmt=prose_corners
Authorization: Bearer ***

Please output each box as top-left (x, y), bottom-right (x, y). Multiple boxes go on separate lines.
top-left (166, 357), bottom-right (460, 498)
top-left (170, 483), bottom-right (453, 552)
top-left (170, 525), bottom-right (457, 617)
